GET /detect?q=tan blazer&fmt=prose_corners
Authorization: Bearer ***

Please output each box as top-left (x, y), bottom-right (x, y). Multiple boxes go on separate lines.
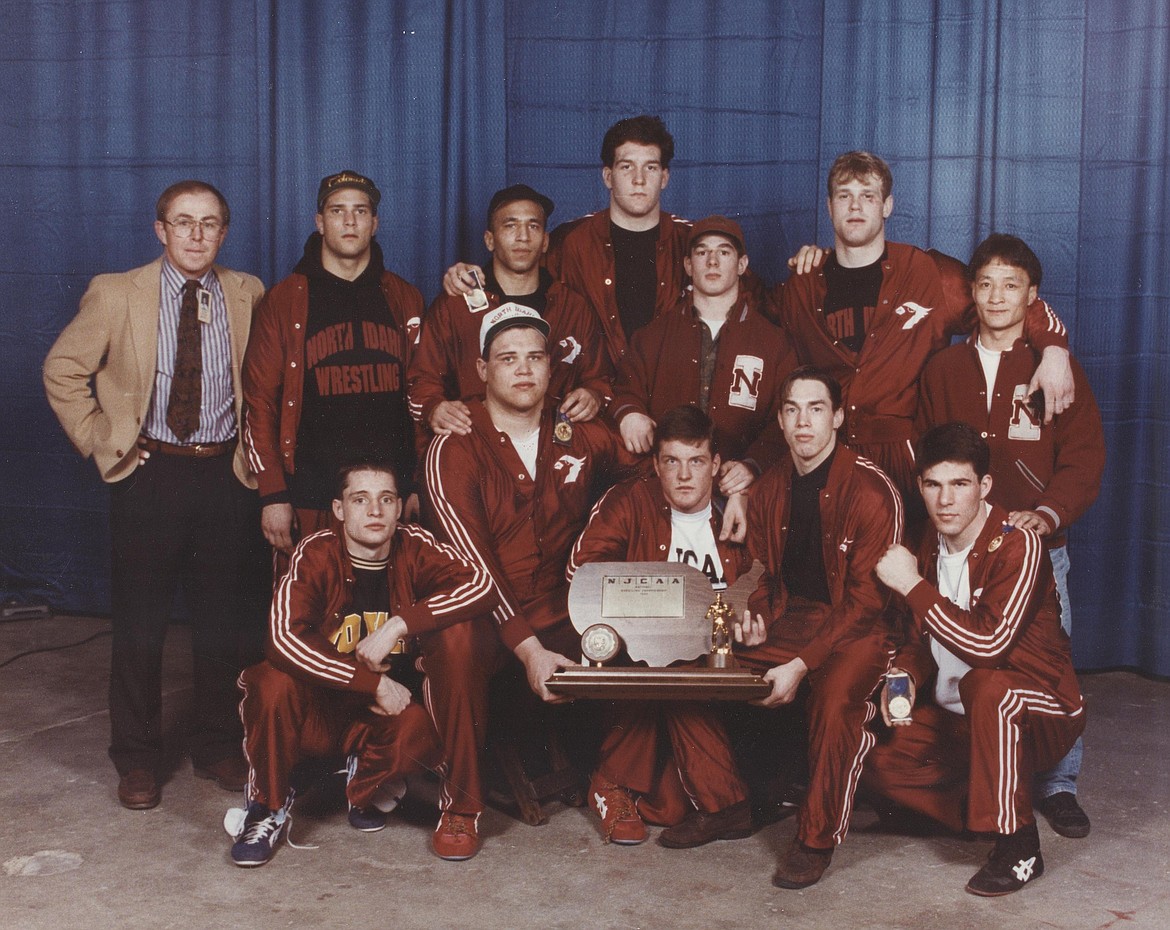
top-left (43, 257), bottom-right (265, 486)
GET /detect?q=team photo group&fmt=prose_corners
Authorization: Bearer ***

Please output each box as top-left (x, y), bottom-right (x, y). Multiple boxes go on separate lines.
top-left (41, 113), bottom-right (1104, 898)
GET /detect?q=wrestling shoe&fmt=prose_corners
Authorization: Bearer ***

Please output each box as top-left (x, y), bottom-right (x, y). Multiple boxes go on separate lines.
top-left (347, 805), bottom-right (388, 832)
top-left (965, 823), bottom-right (1044, 896)
top-left (432, 812), bottom-right (481, 860)
top-left (588, 776), bottom-right (646, 845)
top-left (658, 800), bottom-right (752, 849)
top-left (230, 800), bottom-right (290, 867)
top-left (772, 839), bottom-right (834, 889)
top-left (343, 754), bottom-right (403, 831)
top-left (1037, 791), bottom-right (1091, 838)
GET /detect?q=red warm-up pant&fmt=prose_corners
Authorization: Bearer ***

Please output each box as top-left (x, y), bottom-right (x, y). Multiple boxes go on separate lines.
top-left (238, 661), bottom-right (441, 811)
top-left (656, 598), bottom-right (892, 848)
top-left (862, 668), bottom-right (1085, 835)
top-left (419, 616), bottom-right (585, 816)
top-left (596, 697), bottom-right (747, 822)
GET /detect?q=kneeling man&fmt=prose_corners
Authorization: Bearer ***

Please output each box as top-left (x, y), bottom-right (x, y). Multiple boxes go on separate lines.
top-left (869, 422), bottom-right (1085, 896)
top-left (230, 460), bottom-right (495, 866)
top-left (567, 405), bottom-right (751, 843)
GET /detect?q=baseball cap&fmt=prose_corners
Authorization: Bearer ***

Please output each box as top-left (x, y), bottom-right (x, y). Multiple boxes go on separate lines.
top-left (487, 184), bottom-right (555, 226)
top-left (687, 215), bottom-right (746, 255)
top-left (479, 302), bottom-right (551, 354)
top-left (317, 170), bottom-right (382, 213)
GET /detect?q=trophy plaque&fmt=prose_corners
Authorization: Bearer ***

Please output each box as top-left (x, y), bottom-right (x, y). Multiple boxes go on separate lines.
top-left (549, 561), bottom-right (769, 700)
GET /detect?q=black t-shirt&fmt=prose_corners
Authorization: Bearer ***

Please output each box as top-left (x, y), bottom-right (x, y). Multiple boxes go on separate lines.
top-left (351, 557), bottom-right (393, 620)
top-left (290, 235), bottom-right (416, 508)
top-left (328, 554), bottom-right (392, 654)
top-left (610, 221), bottom-right (659, 340)
top-left (781, 445), bottom-right (836, 604)
top-left (821, 251), bottom-right (885, 354)
top-left (345, 554), bottom-right (420, 691)
top-left (484, 266), bottom-right (551, 316)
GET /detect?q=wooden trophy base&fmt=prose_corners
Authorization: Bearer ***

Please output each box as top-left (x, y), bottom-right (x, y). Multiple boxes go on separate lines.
top-left (547, 666), bottom-right (770, 701)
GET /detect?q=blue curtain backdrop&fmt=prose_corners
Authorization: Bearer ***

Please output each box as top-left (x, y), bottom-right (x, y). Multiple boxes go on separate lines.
top-left (1, 1), bottom-right (1165, 674)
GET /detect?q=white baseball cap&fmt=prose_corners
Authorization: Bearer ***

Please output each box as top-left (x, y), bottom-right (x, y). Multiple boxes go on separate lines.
top-left (479, 301), bottom-right (551, 354)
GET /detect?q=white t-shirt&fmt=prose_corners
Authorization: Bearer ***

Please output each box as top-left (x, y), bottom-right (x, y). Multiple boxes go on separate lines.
top-left (931, 530), bottom-right (978, 715)
top-left (669, 503), bottom-right (726, 589)
top-left (510, 428), bottom-right (540, 480)
top-left (976, 338), bottom-right (1002, 415)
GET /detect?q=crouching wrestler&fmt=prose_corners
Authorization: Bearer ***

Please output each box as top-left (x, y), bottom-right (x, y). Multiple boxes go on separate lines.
top-left (566, 405), bottom-right (751, 844)
top-left (229, 460), bottom-right (496, 866)
top-left (867, 422), bottom-right (1085, 896)
top-left (421, 303), bottom-right (642, 860)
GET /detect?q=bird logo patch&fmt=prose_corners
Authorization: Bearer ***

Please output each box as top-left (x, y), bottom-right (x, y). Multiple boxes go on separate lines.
top-left (559, 335), bottom-right (582, 365)
top-left (894, 301), bottom-right (932, 330)
top-left (553, 454), bottom-right (587, 484)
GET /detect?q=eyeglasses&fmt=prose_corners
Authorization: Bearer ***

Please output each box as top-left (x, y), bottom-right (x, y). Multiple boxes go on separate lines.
top-left (163, 218), bottom-right (225, 239)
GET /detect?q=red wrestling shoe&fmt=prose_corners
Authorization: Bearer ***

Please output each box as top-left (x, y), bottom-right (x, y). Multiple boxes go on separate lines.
top-left (432, 812), bottom-right (481, 860)
top-left (589, 776), bottom-right (647, 845)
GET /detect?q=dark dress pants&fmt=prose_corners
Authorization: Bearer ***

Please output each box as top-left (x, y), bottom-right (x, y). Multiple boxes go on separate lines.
top-left (108, 450), bottom-right (261, 774)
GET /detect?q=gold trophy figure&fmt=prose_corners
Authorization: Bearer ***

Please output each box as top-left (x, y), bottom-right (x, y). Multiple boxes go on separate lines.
top-left (706, 592), bottom-right (734, 669)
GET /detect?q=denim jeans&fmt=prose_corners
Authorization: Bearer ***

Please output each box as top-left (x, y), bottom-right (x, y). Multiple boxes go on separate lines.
top-left (1035, 544), bottom-right (1084, 798)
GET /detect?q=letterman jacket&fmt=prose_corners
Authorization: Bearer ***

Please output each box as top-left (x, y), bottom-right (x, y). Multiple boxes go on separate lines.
top-left (767, 241), bottom-right (1068, 448)
top-left (610, 294), bottom-right (797, 473)
top-left (548, 210), bottom-right (693, 368)
top-left (242, 264), bottom-right (424, 502)
top-left (917, 335), bottom-right (1104, 547)
top-left (408, 273), bottom-right (613, 428)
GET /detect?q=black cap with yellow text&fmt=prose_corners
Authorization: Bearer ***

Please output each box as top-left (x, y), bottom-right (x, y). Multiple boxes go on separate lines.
top-left (317, 170), bottom-right (382, 213)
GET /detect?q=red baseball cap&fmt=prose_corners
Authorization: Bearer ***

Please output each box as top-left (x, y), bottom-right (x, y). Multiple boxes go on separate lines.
top-left (687, 215), bottom-right (746, 255)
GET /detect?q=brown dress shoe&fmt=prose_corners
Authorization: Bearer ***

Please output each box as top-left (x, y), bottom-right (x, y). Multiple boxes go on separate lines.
top-left (658, 800), bottom-right (752, 848)
top-left (194, 755), bottom-right (249, 792)
top-left (772, 838), bottom-right (834, 889)
top-left (118, 769), bottom-right (161, 810)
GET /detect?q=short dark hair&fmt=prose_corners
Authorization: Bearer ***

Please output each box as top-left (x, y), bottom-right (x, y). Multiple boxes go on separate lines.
top-left (601, 115), bottom-right (675, 168)
top-left (915, 422), bottom-right (990, 479)
top-left (486, 183), bottom-right (554, 230)
top-left (156, 180), bottom-right (231, 226)
top-left (333, 459), bottom-right (402, 502)
top-left (827, 151), bottom-right (893, 201)
top-left (780, 365), bottom-right (843, 411)
top-left (653, 405), bottom-right (716, 457)
top-left (968, 233), bottom-right (1043, 288)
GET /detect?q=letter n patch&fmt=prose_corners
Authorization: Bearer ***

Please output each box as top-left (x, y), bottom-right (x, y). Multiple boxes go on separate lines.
top-left (1008, 384), bottom-right (1042, 441)
top-left (728, 355), bottom-right (763, 410)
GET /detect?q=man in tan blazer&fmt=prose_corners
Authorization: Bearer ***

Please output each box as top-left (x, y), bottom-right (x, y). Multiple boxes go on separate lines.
top-left (44, 180), bottom-right (265, 810)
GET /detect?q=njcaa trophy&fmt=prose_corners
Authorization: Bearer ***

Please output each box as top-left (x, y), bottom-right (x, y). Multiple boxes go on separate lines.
top-left (548, 561), bottom-right (769, 700)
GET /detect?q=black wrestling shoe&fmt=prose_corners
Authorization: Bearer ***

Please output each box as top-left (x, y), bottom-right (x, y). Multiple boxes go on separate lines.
top-left (965, 823), bottom-right (1044, 896)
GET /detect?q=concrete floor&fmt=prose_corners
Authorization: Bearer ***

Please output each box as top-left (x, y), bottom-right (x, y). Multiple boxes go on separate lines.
top-left (1, 614), bottom-right (1167, 930)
